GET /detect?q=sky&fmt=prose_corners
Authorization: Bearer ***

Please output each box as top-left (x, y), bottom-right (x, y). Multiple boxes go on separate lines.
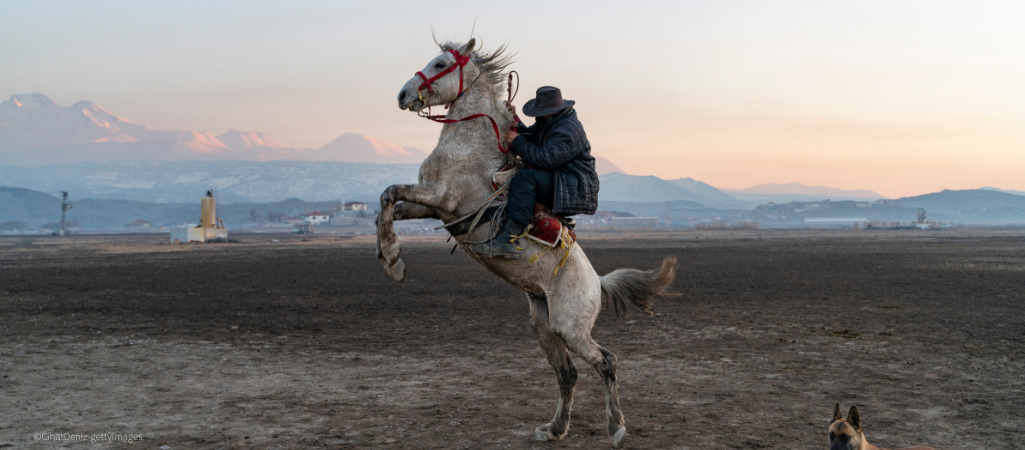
top-left (2, 0), bottom-right (1024, 198)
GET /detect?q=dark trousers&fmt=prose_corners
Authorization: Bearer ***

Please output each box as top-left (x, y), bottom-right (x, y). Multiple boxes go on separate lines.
top-left (506, 168), bottom-right (555, 227)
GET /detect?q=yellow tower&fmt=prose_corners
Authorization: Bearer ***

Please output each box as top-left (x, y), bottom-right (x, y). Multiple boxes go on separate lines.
top-left (201, 190), bottom-right (216, 229)
top-left (170, 190), bottom-right (228, 243)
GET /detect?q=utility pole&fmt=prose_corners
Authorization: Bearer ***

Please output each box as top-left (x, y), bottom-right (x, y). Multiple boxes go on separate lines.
top-left (59, 191), bottom-right (73, 236)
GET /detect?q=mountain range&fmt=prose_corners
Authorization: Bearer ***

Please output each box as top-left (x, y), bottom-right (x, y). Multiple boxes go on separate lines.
top-left (0, 93), bottom-right (432, 165)
top-left (4, 92), bottom-right (1025, 230)
top-left (596, 173), bottom-right (744, 208)
top-left (0, 93), bottom-right (626, 170)
top-left (722, 183), bottom-right (884, 203)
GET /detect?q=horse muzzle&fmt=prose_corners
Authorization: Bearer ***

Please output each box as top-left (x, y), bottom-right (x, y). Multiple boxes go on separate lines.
top-left (397, 88), bottom-right (424, 111)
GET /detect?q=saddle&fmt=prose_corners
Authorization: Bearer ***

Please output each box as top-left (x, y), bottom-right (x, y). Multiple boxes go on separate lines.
top-left (526, 203), bottom-right (576, 248)
top-left (443, 203), bottom-right (576, 248)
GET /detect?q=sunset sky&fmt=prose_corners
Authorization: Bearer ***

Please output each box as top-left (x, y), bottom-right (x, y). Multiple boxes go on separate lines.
top-left (3, 1), bottom-right (1024, 198)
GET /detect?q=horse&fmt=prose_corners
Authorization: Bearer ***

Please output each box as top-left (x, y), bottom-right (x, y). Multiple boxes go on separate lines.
top-left (379, 37), bottom-right (679, 447)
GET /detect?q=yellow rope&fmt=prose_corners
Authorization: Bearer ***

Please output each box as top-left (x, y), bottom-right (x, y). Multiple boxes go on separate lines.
top-left (510, 225), bottom-right (531, 251)
top-left (552, 228), bottom-right (575, 275)
top-left (524, 226), bottom-right (575, 275)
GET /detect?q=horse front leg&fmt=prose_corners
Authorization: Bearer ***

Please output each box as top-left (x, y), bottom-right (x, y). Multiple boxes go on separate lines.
top-left (376, 183), bottom-right (442, 282)
top-left (528, 294), bottom-right (577, 442)
top-left (393, 202), bottom-right (437, 221)
top-left (375, 201), bottom-right (437, 277)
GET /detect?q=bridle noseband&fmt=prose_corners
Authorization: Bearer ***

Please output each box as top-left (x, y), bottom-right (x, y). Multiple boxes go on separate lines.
top-left (416, 48), bottom-right (471, 101)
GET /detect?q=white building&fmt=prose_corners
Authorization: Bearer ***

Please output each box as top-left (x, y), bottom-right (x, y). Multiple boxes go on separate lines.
top-left (343, 201), bottom-right (368, 211)
top-left (303, 210), bottom-right (331, 225)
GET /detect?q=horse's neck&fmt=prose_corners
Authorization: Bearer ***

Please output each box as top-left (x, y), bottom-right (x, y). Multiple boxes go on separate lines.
top-left (446, 82), bottom-right (507, 124)
top-left (438, 84), bottom-right (510, 153)
top-left (430, 80), bottom-right (512, 216)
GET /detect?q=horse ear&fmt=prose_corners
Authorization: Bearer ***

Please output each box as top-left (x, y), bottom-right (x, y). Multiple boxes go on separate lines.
top-left (847, 406), bottom-right (862, 431)
top-left (459, 38), bottom-right (476, 55)
top-left (833, 403), bottom-right (842, 421)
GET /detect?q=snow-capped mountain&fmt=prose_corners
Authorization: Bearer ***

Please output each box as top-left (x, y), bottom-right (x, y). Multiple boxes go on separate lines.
top-left (0, 93), bottom-right (428, 166)
top-left (312, 133), bottom-right (429, 164)
top-left (594, 156), bottom-right (624, 175)
top-left (217, 129), bottom-right (285, 151)
top-left (1, 93), bottom-right (142, 150)
top-left (0, 93), bottom-right (233, 156)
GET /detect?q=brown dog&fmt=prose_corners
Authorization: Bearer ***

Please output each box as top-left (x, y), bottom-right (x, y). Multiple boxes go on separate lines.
top-left (829, 404), bottom-right (935, 450)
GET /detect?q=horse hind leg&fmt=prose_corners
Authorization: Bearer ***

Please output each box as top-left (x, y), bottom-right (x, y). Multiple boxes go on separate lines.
top-left (560, 328), bottom-right (627, 447)
top-left (528, 294), bottom-right (577, 442)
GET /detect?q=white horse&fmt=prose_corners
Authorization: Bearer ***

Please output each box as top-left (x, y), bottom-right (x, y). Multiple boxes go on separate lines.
top-left (380, 38), bottom-right (678, 447)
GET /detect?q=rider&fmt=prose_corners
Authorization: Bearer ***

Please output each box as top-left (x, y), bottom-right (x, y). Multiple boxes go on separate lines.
top-left (470, 86), bottom-right (599, 258)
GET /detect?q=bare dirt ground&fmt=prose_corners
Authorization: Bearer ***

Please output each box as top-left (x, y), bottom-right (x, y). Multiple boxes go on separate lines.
top-left (1, 229), bottom-right (1023, 449)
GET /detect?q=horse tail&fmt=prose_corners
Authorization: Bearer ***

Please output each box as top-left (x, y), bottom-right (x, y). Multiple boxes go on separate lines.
top-left (599, 256), bottom-right (679, 317)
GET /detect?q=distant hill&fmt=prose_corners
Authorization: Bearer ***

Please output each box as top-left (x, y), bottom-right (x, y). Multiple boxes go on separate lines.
top-left (665, 177), bottom-right (741, 206)
top-left (598, 173), bottom-right (742, 208)
top-left (737, 189), bottom-right (1025, 226)
top-left (723, 182), bottom-right (884, 203)
top-left (0, 186), bottom-right (62, 227)
top-left (894, 189), bottom-right (1025, 224)
top-left (980, 186), bottom-right (1025, 197)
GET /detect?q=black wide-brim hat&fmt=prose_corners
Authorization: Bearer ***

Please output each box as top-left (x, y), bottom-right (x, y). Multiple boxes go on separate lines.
top-left (522, 86), bottom-right (575, 117)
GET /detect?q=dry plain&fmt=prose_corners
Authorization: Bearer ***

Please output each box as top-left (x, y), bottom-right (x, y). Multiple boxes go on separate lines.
top-left (1, 229), bottom-right (1023, 449)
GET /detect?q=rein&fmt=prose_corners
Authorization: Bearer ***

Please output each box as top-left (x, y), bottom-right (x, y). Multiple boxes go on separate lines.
top-left (423, 112), bottom-right (510, 154)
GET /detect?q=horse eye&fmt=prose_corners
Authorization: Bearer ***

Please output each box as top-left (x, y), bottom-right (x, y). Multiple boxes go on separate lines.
top-left (434, 62), bottom-right (447, 69)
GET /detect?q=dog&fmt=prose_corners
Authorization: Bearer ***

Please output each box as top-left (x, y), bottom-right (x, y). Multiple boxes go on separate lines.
top-left (829, 404), bottom-right (935, 450)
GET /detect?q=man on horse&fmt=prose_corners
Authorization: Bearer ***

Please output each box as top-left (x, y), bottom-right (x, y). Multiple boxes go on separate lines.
top-left (470, 86), bottom-right (599, 258)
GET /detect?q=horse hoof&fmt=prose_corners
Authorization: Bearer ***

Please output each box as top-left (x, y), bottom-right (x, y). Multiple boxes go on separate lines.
top-left (533, 427), bottom-right (555, 442)
top-left (609, 425), bottom-right (626, 447)
top-left (533, 423), bottom-right (565, 442)
top-left (388, 259), bottom-right (406, 282)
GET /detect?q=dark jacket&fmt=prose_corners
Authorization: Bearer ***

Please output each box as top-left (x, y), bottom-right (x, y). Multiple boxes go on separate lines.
top-left (510, 107), bottom-right (599, 216)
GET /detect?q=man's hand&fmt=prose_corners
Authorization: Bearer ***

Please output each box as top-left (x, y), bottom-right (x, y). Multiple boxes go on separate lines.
top-left (506, 129), bottom-right (518, 145)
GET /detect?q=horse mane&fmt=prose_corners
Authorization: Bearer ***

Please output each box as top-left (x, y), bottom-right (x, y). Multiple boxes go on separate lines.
top-left (440, 41), bottom-right (514, 91)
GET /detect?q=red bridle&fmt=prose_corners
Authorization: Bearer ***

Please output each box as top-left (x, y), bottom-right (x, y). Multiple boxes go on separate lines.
top-left (415, 48), bottom-right (514, 155)
top-left (416, 48), bottom-right (471, 98)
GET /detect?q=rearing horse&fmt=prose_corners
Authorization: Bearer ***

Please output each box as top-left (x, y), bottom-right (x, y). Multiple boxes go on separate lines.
top-left (380, 38), bottom-right (678, 447)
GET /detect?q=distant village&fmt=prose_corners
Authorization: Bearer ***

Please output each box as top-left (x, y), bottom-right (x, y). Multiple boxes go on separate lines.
top-left (2, 192), bottom-right (962, 238)
top-left (160, 197), bottom-right (947, 237)
top-left (12, 198), bottom-right (952, 238)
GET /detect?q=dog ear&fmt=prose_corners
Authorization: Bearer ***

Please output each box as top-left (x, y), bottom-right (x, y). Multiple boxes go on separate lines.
top-left (848, 405), bottom-right (862, 431)
top-left (833, 403), bottom-right (843, 421)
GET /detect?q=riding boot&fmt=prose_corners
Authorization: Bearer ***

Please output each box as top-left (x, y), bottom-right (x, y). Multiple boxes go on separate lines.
top-left (468, 221), bottom-right (527, 259)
